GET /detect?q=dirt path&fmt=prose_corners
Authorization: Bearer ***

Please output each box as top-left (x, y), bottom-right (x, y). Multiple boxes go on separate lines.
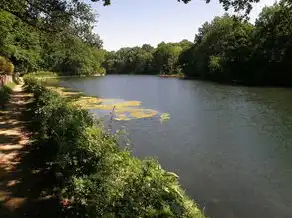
top-left (0, 84), bottom-right (60, 217)
top-left (0, 85), bottom-right (30, 171)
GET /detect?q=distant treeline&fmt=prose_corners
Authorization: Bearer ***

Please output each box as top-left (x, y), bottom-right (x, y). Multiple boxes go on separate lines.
top-left (103, 0), bottom-right (292, 86)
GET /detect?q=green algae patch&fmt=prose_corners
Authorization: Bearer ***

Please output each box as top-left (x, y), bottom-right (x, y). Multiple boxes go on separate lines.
top-left (160, 113), bottom-right (171, 123)
top-left (130, 109), bottom-right (158, 119)
top-left (47, 85), bottom-right (169, 122)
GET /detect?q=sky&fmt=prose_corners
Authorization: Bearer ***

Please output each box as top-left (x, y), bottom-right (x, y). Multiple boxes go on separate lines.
top-left (89, 0), bottom-right (276, 51)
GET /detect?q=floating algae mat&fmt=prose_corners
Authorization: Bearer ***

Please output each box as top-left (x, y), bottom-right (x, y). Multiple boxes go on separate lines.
top-left (48, 86), bottom-right (169, 121)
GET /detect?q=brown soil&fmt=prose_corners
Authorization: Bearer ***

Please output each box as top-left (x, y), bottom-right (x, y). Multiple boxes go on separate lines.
top-left (0, 84), bottom-right (60, 217)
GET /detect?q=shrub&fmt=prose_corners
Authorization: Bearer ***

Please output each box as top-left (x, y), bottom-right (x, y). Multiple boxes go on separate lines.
top-left (24, 78), bottom-right (205, 218)
top-left (0, 84), bottom-right (13, 108)
top-left (6, 62), bottom-right (14, 75)
top-left (0, 56), bottom-right (6, 74)
top-left (0, 56), bottom-right (14, 75)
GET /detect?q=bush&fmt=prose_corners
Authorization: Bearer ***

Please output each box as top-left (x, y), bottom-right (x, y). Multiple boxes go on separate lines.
top-left (24, 78), bottom-right (205, 218)
top-left (0, 56), bottom-right (14, 75)
top-left (0, 83), bottom-right (13, 108)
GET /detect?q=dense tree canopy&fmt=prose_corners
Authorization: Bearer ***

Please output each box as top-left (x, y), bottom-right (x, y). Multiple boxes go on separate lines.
top-left (103, 46), bottom-right (154, 75)
top-left (179, 14), bottom-right (254, 82)
top-left (0, 0), bottom-right (105, 75)
top-left (249, 0), bottom-right (292, 85)
top-left (177, 0), bottom-right (292, 86)
top-left (103, 40), bottom-right (192, 75)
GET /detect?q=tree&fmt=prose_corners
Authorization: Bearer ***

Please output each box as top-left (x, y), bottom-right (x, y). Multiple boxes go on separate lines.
top-left (178, 0), bottom-right (260, 15)
top-left (142, 44), bottom-right (155, 53)
top-left (177, 39), bottom-right (193, 50)
top-left (240, 0), bottom-right (292, 85)
top-left (152, 43), bottom-right (183, 74)
top-left (0, 10), bottom-right (42, 72)
top-left (0, 0), bottom-right (103, 48)
top-left (39, 31), bottom-right (105, 76)
top-left (103, 46), bottom-right (155, 75)
top-left (0, 0), bottom-right (105, 75)
top-left (179, 15), bottom-right (254, 82)
top-left (0, 56), bottom-right (14, 75)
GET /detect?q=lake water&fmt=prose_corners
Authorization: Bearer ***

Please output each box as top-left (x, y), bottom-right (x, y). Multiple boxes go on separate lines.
top-left (59, 75), bottom-right (292, 218)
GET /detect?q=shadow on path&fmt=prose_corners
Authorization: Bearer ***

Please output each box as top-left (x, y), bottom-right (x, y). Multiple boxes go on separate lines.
top-left (0, 85), bottom-right (61, 218)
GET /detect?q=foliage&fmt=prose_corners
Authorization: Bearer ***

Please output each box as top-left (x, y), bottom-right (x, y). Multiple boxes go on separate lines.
top-left (178, 0), bottom-right (260, 15)
top-left (0, 0), bottom-right (100, 38)
top-left (179, 14), bottom-right (254, 82)
top-left (0, 3), bottom-right (105, 76)
top-left (152, 42), bottom-right (183, 74)
top-left (103, 40), bottom-right (192, 75)
top-left (103, 46), bottom-right (154, 75)
top-left (0, 56), bottom-right (14, 75)
top-left (0, 11), bottom-right (42, 73)
top-left (177, 1), bottom-right (292, 86)
top-left (247, 0), bottom-right (292, 86)
top-left (23, 77), bottom-right (204, 218)
top-left (42, 34), bottom-right (106, 76)
top-left (0, 82), bottom-right (14, 107)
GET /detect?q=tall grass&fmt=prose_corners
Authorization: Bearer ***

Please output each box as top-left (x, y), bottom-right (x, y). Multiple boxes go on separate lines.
top-left (24, 76), bottom-right (205, 218)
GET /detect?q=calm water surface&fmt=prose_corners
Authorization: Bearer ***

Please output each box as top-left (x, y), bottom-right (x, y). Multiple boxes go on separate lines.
top-left (60, 75), bottom-right (292, 218)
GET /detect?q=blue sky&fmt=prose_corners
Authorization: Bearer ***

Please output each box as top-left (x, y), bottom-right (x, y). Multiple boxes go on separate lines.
top-left (89, 0), bottom-right (275, 51)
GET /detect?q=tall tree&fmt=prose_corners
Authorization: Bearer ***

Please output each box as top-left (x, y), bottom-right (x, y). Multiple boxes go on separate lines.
top-left (249, 0), bottom-right (292, 85)
top-left (179, 15), bottom-right (254, 82)
top-left (152, 43), bottom-right (183, 74)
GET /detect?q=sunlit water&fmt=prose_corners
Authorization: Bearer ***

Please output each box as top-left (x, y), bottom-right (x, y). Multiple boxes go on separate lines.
top-left (59, 75), bottom-right (292, 218)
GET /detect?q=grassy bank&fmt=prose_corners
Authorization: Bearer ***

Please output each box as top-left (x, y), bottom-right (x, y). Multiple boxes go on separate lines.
top-left (0, 82), bottom-right (15, 108)
top-left (23, 75), bottom-right (204, 217)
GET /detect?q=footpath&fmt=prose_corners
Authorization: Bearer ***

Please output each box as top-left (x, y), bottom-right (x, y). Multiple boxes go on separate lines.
top-left (0, 84), bottom-right (60, 218)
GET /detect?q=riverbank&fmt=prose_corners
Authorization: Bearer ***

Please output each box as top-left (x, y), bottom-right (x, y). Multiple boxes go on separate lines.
top-left (159, 74), bottom-right (184, 78)
top-left (22, 71), bottom-right (105, 79)
top-left (22, 75), bottom-right (205, 217)
top-left (40, 74), bottom-right (105, 79)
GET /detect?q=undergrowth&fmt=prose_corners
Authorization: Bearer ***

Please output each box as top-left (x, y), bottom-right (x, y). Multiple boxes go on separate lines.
top-left (0, 82), bottom-right (15, 108)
